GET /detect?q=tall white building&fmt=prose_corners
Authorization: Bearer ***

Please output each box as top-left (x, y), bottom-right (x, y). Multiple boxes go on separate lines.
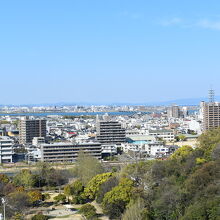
top-left (0, 136), bottom-right (14, 163)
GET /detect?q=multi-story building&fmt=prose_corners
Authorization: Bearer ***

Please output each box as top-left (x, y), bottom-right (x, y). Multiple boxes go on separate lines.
top-left (147, 141), bottom-right (169, 156)
top-left (0, 136), bottom-right (14, 163)
top-left (121, 141), bottom-right (168, 157)
top-left (96, 120), bottom-right (126, 145)
top-left (19, 117), bottom-right (46, 145)
top-left (149, 129), bottom-right (175, 141)
top-left (201, 102), bottom-right (220, 131)
top-left (41, 142), bottom-right (102, 163)
top-left (168, 105), bottom-right (181, 118)
top-left (32, 137), bottom-right (45, 146)
top-left (101, 144), bottom-right (117, 157)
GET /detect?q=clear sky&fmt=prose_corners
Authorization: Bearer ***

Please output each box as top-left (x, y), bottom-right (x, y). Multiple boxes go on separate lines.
top-left (0, 0), bottom-right (220, 105)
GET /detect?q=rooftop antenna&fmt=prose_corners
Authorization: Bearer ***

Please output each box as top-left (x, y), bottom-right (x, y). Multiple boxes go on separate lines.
top-left (209, 86), bottom-right (215, 103)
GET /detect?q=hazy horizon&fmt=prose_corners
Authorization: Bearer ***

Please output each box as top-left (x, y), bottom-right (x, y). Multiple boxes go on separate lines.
top-left (0, 95), bottom-right (218, 106)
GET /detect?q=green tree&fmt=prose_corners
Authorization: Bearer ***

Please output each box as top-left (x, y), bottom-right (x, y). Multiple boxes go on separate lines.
top-left (152, 183), bottom-right (183, 220)
top-left (181, 198), bottom-right (220, 220)
top-left (198, 128), bottom-right (220, 159)
top-left (64, 184), bottom-right (72, 201)
top-left (13, 170), bottom-right (36, 188)
top-left (170, 145), bottom-right (194, 162)
top-left (79, 204), bottom-right (97, 219)
top-left (35, 162), bottom-right (69, 187)
top-left (185, 161), bottom-right (219, 196)
top-left (96, 176), bottom-right (119, 203)
top-left (122, 160), bottom-right (153, 187)
top-left (69, 179), bottom-right (86, 204)
top-left (76, 152), bottom-right (104, 185)
top-left (54, 194), bottom-right (66, 204)
top-left (7, 191), bottom-right (31, 212)
top-left (71, 179), bottom-right (84, 195)
top-left (102, 178), bottom-right (134, 219)
top-left (0, 174), bottom-right (9, 184)
top-left (211, 144), bottom-right (220, 160)
top-left (27, 190), bottom-right (42, 205)
top-left (84, 172), bottom-right (113, 200)
top-left (122, 198), bottom-right (149, 220)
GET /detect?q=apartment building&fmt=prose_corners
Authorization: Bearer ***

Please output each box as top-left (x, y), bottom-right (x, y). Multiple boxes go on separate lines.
top-left (19, 117), bottom-right (46, 144)
top-left (201, 101), bottom-right (220, 131)
top-left (121, 141), bottom-right (168, 157)
top-left (96, 120), bottom-right (126, 145)
top-left (0, 136), bottom-right (14, 163)
top-left (168, 105), bottom-right (181, 118)
top-left (41, 142), bottom-right (102, 163)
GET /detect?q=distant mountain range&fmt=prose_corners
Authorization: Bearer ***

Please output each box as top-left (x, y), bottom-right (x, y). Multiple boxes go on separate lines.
top-left (1, 96), bottom-right (219, 107)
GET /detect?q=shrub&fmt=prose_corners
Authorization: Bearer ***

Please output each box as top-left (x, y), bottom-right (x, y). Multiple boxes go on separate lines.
top-left (79, 204), bottom-right (97, 219)
top-left (53, 194), bottom-right (66, 204)
top-left (31, 214), bottom-right (49, 220)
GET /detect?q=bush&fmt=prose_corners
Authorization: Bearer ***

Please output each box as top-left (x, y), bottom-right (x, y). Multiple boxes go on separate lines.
top-left (79, 204), bottom-right (97, 219)
top-left (31, 214), bottom-right (49, 220)
top-left (53, 194), bottom-right (66, 204)
top-left (42, 193), bottom-right (50, 201)
top-left (71, 194), bottom-right (87, 204)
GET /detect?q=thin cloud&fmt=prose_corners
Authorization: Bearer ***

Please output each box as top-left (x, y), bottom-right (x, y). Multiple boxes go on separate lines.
top-left (159, 17), bottom-right (220, 31)
top-left (197, 19), bottom-right (220, 30)
top-left (159, 17), bottom-right (182, 26)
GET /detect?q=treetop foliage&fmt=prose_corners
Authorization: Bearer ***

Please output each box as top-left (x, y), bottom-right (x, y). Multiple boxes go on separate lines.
top-left (197, 128), bottom-right (220, 159)
top-left (170, 145), bottom-right (194, 162)
top-left (75, 151), bottom-right (104, 186)
top-left (102, 178), bottom-right (134, 218)
top-left (84, 172), bottom-right (113, 200)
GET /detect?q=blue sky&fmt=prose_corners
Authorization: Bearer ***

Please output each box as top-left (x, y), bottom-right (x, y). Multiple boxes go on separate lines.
top-left (0, 0), bottom-right (220, 105)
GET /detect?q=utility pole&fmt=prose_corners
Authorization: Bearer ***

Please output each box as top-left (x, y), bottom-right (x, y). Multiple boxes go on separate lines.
top-left (1, 198), bottom-right (5, 220)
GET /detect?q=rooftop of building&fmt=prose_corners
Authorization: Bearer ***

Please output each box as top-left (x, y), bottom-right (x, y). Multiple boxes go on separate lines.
top-left (41, 142), bottom-right (101, 146)
top-left (149, 129), bottom-right (174, 133)
top-left (126, 135), bottom-right (156, 141)
top-left (0, 136), bottom-right (13, 141)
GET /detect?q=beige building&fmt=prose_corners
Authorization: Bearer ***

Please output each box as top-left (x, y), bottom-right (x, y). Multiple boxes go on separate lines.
top-left (202, 102), bottom-right (220, 131)
top-left (19, 117), bottom-right (46, 145)
top-left (167, 105), bottom-right (181, 118)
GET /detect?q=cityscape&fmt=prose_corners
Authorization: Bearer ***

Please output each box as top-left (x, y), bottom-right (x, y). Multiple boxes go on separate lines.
top-left (0, 0), bottom-right (220, 220)
top-left (0, 90), bottom-right (219, 219)
top-left (0, 99), bottom-right (208, 165)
